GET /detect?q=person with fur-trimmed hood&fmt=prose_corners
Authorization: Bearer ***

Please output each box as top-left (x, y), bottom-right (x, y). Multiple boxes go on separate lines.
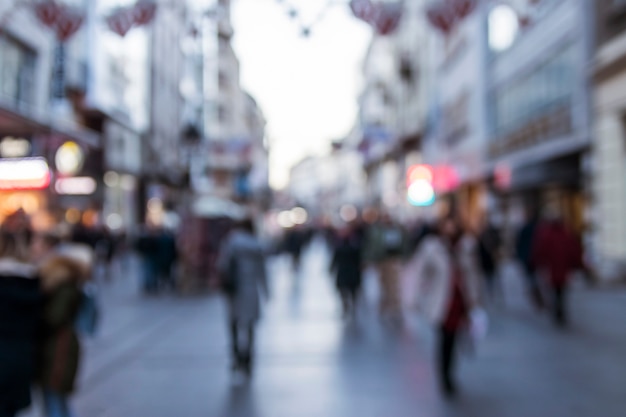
top-left (36, 236), bottom-right (93, 417)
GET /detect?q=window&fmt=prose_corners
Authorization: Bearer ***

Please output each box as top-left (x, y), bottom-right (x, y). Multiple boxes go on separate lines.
top-left (492, 43), bottom-right (575, 137)
top-left (0, 35), bottom-right (36, 111)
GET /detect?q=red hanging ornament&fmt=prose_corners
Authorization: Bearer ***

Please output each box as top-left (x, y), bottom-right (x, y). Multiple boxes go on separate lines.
top-left (55, 7), bottom-right (84, 42)
top-left (372, 2), bottom-right (403, 35)
top-left (426, 1), bottom-right (456, 35)
top-left (133, 0), bottom-right (157, 26)
top-left (448, 0), bottom-right (478, 20)
top-left (106, 7), bottom-right (135, 37)
top-left (34, 0), bottom-right (61, 28)
top-left (518, 14), bottom-right (532, 28)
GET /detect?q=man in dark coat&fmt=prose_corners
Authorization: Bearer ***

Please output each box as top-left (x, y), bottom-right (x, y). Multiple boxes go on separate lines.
top-left (330, 225), bottom-right (363, 318)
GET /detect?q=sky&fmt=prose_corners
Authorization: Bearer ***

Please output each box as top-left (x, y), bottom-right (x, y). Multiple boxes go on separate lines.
top-left (231, 0), bottom-right (372, 189)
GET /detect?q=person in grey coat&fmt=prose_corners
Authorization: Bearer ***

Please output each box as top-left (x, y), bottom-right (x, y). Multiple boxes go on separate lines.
top-left (217, 219), bottom-right (269, 376)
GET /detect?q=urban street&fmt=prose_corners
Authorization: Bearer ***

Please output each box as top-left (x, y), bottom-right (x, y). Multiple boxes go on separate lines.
top-left (22, 240), bottom-right (626, 417)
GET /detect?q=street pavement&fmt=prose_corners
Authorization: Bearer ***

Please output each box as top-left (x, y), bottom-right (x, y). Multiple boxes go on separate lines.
top-left (21, 239), bottom-right (626, 417)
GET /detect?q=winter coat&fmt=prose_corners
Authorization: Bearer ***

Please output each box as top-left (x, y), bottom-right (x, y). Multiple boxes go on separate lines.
top-left (532, 221), bottom-right (582, 288)
top-left (38, 255), bottom-right (86, 394)
top-left (410, 235), bottom-right (482, 325)
top-left (0, 258), bottom-right (41, 413)
top-left (217, 230), bottom-right (268, 325)
top-left (330, 236), bottom-right (362, 291)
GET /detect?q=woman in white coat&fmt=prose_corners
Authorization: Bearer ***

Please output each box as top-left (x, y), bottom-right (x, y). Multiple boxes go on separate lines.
top-left (217, 219), bottom-right (269, 376)
top-left (412, 218), bottom-right (482, 397)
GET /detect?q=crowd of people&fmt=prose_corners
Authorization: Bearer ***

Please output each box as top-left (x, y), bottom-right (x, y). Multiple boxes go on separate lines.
top-left (315, 206), bottom-right (588, 397)
top-left (0, 203), bottom-right (591, 412)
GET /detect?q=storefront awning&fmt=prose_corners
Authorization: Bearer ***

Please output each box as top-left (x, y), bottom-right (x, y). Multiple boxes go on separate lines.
top-left (0, 105), bottom-right (100, 148)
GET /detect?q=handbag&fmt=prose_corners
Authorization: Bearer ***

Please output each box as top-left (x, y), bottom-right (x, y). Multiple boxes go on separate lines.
top-left (75, 283), bottom-right (100, 337)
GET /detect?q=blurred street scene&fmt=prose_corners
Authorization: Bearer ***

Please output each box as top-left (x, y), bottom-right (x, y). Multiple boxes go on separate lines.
top-left (18, 240), bottom-right (626, 417)
top-left (2, 0), bottom-right (626, 416)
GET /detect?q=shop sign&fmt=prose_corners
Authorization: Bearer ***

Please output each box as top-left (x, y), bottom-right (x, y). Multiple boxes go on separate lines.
top-left (0, 137), bottom-right (31, 158)
top-left (55, 177), bottom-right (97, 195)
top-left (55, 141), bottom-right (84, 175)
top-left (0, 158), bottom-right (50, 190)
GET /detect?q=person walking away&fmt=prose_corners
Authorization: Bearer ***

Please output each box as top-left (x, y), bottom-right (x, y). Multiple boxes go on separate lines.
top-left (37, 247), bottom-right (91, 417)
top-left (134, 224), bottom-right (161, 294)
top-left (365, 214), bottom-right (407, 317)
top-left (412, 218), bottom-right (482, 397)
top-left (156, 228), bottom-right (178, 292)
top-left (515, 209), bottom-right (544, 309)
top-left (330, 226), bottom-right (363, 319)
top-left (477, 219), bottom-right (502, 300)
top-left (0, 230), bottom-right (41, 417)
top-left (218, 219), bottom-right (269, 377)
top-left (532, 215), bottom-right (583, 327)
top-left (284, 227), bottom-right (305, 272)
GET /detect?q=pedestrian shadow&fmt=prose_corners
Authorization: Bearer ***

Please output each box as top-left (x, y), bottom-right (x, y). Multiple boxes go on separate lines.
top-left (218, 383), bottom-right (260, 417)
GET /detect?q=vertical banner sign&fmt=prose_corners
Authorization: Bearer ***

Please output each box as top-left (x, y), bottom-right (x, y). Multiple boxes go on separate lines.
top-left (51, 43), bottom-right (65, 100)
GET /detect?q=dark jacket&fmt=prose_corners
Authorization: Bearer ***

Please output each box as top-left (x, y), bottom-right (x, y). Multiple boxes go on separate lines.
top-left (39, 256), bottom-right (86, 394)
top-left (0, 259), bottom-right (42, 413)
top-left (331, 236), bottom-right (363, 291)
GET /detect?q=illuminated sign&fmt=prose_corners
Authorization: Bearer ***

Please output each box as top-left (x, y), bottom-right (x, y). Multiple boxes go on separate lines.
top-left (55, 177), bottom-right (97, 195)
top-left (0, 137), bottom-right (31, 158)
top-left (55, 141), bottom-right (84, 175)
top-left (0, 158), bottom-right (51, 190)
top-left (407, 164), bottom-right (435, 207)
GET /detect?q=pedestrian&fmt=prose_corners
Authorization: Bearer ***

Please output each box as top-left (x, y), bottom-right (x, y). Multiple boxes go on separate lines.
top-left (284, 226), bottom-right (305, 271)
top-left (217, 219), bottom-right (269, 377)
top-left (0, 229), bottom-right (41, 417)
top-left (515, 208), bottom-right (544, 309)
top-left (330, 225), bottom-right (363, 319)
top-left (37, 242), bottom-right (92, 417)
top-left (134, 223), bottom-right (161, 294)
top-left (477, 218), bottom-right (502, 300)
top-left (156, 228), bottom-right (178, 291)
top-left (412, 217), bottom-right (482, 397)
top-left (532, 211), bottom-right (583, 327)
top-left (364, 213), bottom-right (407, 317)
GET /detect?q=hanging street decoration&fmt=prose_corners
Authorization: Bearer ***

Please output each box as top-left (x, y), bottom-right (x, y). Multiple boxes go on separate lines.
top-left (132, 0), bottom-right (158, 27)
top-left (426, 0), bottom-right (542, 36)
top-left (106, 0), bottom-right (158, 38)
top-left (55, 7), bottom-right (84, 42)
top-left (34, 0), bottom-right (61, 28)
top-left (426, 1), bottom-right (456, 35)
top-left (31, 0), bottom-right (85, 42)
top-left (349, 0), bottom-right (404, 36)
top-left (106, 7), bottom-right (135, 37)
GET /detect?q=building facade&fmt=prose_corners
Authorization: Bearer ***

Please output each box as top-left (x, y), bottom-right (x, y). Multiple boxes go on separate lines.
top-left (591, 0), bottom-right (626, 281)
top-left (486, 0), bottom-right (593, 245)
top-left (0, 0), bottom-right (102, 230)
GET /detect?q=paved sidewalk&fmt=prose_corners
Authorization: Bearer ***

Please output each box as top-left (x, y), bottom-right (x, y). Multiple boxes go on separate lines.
top-left (21, 242), bottom-right (626, 417)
